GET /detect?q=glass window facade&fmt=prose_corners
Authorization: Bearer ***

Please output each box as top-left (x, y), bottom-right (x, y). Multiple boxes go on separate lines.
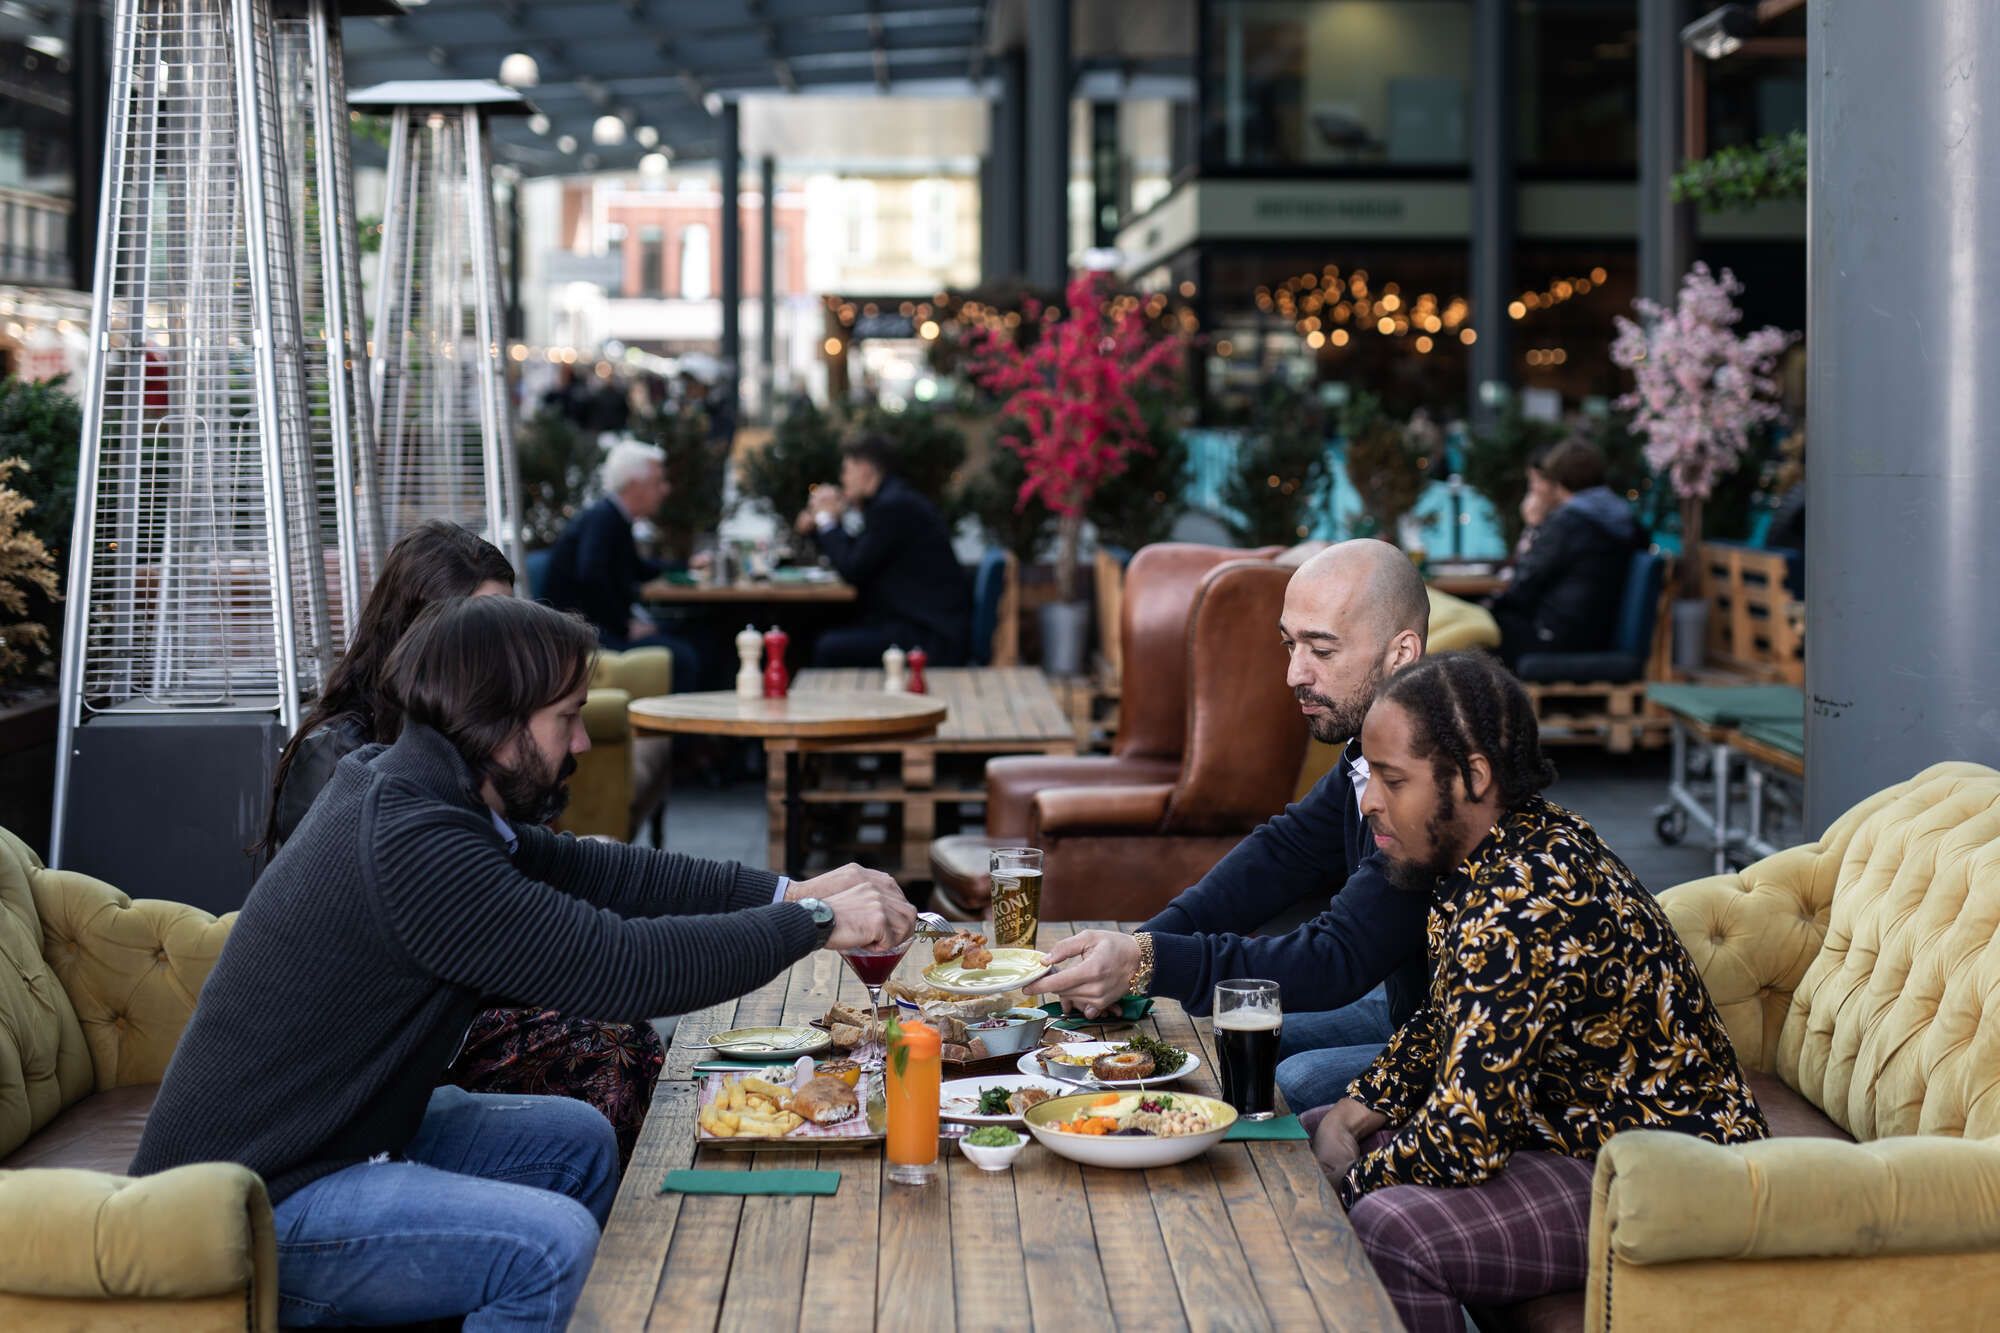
top-left (1516, 1), bottom-right (1639, 172)
top-left (1, 30), bottom-right (79, 288)
top-left (1202, 1), bottom-right (1474, 171)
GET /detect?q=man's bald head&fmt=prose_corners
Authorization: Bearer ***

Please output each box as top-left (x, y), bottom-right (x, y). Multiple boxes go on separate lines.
top-left (1279, 540), bottom-right (1431, 744)
top-left (1292, 539), bottom-right (1431, 649)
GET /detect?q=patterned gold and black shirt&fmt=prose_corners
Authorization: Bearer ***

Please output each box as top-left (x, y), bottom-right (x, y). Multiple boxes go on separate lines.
top-left (1341, 796), bottom-right (1766, 1204)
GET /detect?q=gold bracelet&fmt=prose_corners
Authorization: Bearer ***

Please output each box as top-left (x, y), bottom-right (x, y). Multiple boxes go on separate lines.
top-left (1129, 932), bottom-right (1155, 995)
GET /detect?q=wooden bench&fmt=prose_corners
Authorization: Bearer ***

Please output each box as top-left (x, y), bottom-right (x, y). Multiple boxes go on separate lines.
top-left (773, 666), bottom-right (1076, 878)
top-left (1698, 542), bottom-right (1804, 685)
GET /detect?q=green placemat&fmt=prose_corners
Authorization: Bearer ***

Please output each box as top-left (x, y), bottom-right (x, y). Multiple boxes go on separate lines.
top-left (1644, 683), bottom-right (1803, 727)
top-left (662, 1169), bottom-right (840, 1196)
top-left (1223, 1114), bottom-right (1308, 1142)
top-left (688, 1059), bottom-right (796, 1078)
top-left (1041, 996), bottom-right (1153, 1029)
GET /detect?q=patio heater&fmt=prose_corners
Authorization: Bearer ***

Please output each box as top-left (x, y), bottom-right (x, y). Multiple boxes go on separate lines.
top-left (52, 0), bottom-right (335, 910)
top-left (352, 80), bottom-right (532, 576)
top-left (272, 0), bottom-right (401, 647)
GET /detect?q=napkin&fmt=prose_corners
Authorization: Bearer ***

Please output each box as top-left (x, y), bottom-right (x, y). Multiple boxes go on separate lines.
top-left (1040, 996), bottom-right (1154, 1029)
top-left (1223, 1114), bottom-right (1309, 1142)
top-left (661, 1169), bottom-right (840, 1196)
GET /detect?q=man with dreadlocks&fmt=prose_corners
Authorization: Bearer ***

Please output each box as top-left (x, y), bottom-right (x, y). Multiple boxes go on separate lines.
top-left (1305, 651), bottom-right (1765, 1333)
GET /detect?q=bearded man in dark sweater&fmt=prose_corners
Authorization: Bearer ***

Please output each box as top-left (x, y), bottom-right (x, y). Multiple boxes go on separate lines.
top-left (131, 596), bottom-right (913, 1330)
top-left (1040, 540), bottom-right (1433, 1111)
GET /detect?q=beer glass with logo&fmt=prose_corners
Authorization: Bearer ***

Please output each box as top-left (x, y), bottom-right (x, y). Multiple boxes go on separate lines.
top-left (1214, 979), bottom-right (1282, 1120)
top-left (988, 847), bottom-right (1044, 950)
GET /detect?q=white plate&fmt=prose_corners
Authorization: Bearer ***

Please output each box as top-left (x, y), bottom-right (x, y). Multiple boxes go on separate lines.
top-left (1014, 1040), bottom-right (1200, 1089)
top-left (939, 1073), bottom-right (1072, 1125)
top-left (1023, 1091), bottom-right (1236, 1169)
top-left (921, 947), bottom-right (1053, 996)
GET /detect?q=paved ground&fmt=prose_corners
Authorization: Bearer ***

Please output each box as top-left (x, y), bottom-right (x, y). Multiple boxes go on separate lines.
top-left (647, 745), bottom-right (1771, 898)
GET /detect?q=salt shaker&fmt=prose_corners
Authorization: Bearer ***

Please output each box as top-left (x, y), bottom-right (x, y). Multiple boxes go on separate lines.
top-left (882, 645), bottom-right (907, 693)
top-left (734, 625), bottom-right (763, 698)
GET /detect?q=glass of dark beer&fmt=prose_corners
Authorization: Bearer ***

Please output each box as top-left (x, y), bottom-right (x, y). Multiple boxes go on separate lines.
top-left (1214, 979), bottom-right (1282, 1120)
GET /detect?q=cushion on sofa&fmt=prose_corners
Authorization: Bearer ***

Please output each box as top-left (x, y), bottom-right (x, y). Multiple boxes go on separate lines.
top-left (0, 1083), bottom-right (158, 1173)
top-left (0, 828), bottom-right (96, 1157)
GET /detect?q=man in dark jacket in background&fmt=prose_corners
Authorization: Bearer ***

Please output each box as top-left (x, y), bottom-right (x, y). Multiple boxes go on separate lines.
top-left (796, 435), bottom-right (971, 667)
top-left (1487, 438), bottom-right (1643, 667)
top-left (1039, 540), bottom-right (1433, 1110)
top-left (544, 439), bottom-right (705, 684)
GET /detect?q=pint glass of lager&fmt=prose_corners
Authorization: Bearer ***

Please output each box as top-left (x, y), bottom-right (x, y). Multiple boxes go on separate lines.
top-left (1214, 979), bottom-right (1282, 1120)
top-left (988, 847), bottom-right (1044, 950)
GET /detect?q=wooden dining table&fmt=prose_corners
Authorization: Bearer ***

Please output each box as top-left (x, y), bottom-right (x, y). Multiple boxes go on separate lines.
top-left (571, 922), bottom-right (1401, 1332)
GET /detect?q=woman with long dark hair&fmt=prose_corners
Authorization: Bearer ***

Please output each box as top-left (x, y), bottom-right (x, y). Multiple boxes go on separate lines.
top-left (266, 521), bottom-right (665, 1163)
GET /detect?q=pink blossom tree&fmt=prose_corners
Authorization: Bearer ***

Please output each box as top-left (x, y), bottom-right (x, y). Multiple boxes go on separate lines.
top-left (961, 271), bottom-right (1187, 602)
top-left (1610, 262), bottom-right (1791, 567)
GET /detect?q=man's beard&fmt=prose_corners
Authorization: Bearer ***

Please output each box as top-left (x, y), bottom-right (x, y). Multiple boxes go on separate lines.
top-left (1381, 780), bottom-right (1459, 894)
top-left (1295, 662), bottom-right (1387, 745)
top-left (490, 748), bottom-right (578, 825)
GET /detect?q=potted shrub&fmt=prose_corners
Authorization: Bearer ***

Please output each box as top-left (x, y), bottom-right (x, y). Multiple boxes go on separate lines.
top-left (1342, 393), bottom-right (1428, 544)
top-left (515, 410), bottom-right (602, 550)
top-left (1611, 263), bottom-right (1790, 666)
top-left (0, 457), bottom-right (62, 852)
top-left (1223, 381), bottom-right (1333, 548)
top-left (1090, 391), bottom-right (1190, 552)
top-left (962, 271), bottom-right (1186, 674)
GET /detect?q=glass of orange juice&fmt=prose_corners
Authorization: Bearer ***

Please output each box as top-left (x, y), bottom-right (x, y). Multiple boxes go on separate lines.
top-left (885, 1018), bottom-right (940, 1184)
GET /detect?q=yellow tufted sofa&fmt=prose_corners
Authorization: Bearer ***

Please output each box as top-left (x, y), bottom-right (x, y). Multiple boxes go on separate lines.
top-left (562, 645), bottom-right (673, 841)
top-left (1486, 761), bottom-right (2000, 1332)
top-left (0, 825), bottom-right (273, 1330)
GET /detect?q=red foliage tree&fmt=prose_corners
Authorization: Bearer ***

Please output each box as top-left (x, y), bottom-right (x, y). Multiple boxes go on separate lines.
top-left (962, 271), bottom-right (1186, 600)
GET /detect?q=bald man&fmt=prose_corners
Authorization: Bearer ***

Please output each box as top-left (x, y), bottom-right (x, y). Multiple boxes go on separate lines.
top-left (1041, 541), bottom-right (1432, 1110)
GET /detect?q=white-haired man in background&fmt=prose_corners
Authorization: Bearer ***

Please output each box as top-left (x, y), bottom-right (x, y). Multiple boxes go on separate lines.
top-left (543, 440), bottom-right (706, 684)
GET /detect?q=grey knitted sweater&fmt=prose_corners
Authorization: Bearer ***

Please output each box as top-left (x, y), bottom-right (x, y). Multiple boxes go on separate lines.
top-left (131, 723), bottom-right (818, 1202)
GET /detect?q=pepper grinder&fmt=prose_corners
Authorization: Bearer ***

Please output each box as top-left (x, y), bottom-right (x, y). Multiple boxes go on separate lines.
top-left (762, 626), bottom-right (791, 698)
top-left (734, 624), bottom-right (763, 698)
top-left (882, 644), bottom-right (907, 693)
top-left (906, 646), bottom-right (928, 695)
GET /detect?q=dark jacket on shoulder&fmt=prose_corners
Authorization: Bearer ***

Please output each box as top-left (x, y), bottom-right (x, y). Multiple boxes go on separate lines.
top-left (814, 476), bottom-right (971, 660)
top-left (1141, 751), bottom-right (1429, 1024)
top-left (1489, 485), bottom-right (1643, 654)
top-left (544, 496), bottom-right (661, 641)
top-left (270, 713), bottom-right (370, 849)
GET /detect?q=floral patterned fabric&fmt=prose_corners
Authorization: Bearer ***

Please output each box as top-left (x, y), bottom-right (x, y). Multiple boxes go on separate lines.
top-left (1341, 796), bottom-right (1765, 1205)
top-left (440, 1006), bottom-right (665, 1166)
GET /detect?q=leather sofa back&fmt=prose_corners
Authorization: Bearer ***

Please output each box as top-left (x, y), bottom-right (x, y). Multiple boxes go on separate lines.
top-left (1773, 762), bottom-right (2000, 1142)
top-left (1115, 544), bottom-right (1273, 763)
top-left (0, 829), bottom-right (94, 1157)
top-left (1167, 560), bottom-right (1307, 831)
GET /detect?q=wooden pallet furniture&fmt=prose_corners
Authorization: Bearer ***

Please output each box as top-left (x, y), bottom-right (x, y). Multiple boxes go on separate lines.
top-left (1520, 552), bottom-right (1676, 754)
top-left (1698, 542), bottom-right (1805, 685)
top-left (773, 666), bottom-right (1076, 878)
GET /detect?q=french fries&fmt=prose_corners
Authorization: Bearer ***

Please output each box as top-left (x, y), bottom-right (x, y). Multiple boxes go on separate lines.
top-left (699, 1075), bottom-right (806, 1139)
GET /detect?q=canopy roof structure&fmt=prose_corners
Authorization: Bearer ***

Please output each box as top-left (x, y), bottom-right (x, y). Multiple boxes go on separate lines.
top-left (338, 0), bottom-right (996, 175)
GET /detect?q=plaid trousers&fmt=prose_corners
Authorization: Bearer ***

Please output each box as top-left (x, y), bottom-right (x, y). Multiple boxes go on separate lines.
top-left (1346, 1145), bottom-right (1597, 1333)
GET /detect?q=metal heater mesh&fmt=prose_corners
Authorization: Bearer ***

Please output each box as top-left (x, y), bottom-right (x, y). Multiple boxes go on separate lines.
top-left (372, 106), bottom-right (524, 572)
top-left (69, 0), bottom-right (331, 714)
top-left (275, 0), bottom-right (383, 649)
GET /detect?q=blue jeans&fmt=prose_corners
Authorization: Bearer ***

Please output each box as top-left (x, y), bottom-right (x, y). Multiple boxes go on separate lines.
top-left (271, 1085), bottom-right (619, 1331)
top-left (1275, 986), bottom-right (1396, 1112)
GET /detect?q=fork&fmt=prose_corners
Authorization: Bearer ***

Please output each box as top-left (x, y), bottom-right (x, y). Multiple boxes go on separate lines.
top-left (722, 1031), bottom-right (821, 1054)
top-left (914, 911), bottom-right (956, 938)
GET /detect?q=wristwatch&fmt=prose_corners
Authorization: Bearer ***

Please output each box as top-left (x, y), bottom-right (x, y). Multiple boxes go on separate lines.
top-left (797, 897), bottom-right (836, 948)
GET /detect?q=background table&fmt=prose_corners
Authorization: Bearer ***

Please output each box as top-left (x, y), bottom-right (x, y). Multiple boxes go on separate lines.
top-left (642, 578), bottom-right (856, 605)
top-left (629, 691), bottom-right (946, 875)
top-left (777, 667), bottom-right (1076, 876)
top-left (572, 922), bottom-right (1401, 1332)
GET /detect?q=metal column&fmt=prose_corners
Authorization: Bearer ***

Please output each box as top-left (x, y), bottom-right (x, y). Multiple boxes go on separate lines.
top-left (1805, 0), bottom-right (2000, 826)
top-left (67, 0), bottom-right (110, 292)
top-left (1638, 0), bottom-right (1692, 304)
top-left (983, 49), bottom-right (1025, 283)
top-left (1469, 0), bottom-right (1514, 426)
top-left (718, 100), bottom-right (741, 437)
top-left (759, 154), bottom-right (776, 420)
top-left (1024, 0), bottom-right (1070, 290)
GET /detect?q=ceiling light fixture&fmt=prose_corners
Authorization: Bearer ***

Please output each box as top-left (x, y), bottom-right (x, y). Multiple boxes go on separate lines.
top-left (527, 113), bottom-right (550, 136)
top-left (592, 114), bottom-right (627, 146)
top-left (498, 52), bottom-right (539, 87)
top-left (636, 125), bottom-right (660, 149)
top-left (1680, 4), bottom-right (1756, 59)
top-left (555, 134), bottom-right (576, 154)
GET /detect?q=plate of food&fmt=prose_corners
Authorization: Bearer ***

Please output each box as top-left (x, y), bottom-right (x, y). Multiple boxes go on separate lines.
top-left (696, 1064), bottom-right (877, 1147)
top-left (939, 1074), bottom-right (1070, 1125)
top-left (1016, 1035), bottom-right (1199, 1088)
top-left (1023, 1090), bottom-right (1237, 1168)
top-left (922, 929), bottom-right (1052, 996)
top-left (704, 1025), bottom-right (833, 1057)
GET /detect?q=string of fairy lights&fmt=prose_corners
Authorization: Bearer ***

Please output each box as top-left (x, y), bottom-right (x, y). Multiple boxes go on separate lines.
top-left (816, 282), bottom-right (1203, 358)
top-left (1253, 264), bottom-right (1613, 363)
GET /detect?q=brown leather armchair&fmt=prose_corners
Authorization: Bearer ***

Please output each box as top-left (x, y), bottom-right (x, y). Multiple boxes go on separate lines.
top-left (931, 543), bottom-right (1303, 920)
